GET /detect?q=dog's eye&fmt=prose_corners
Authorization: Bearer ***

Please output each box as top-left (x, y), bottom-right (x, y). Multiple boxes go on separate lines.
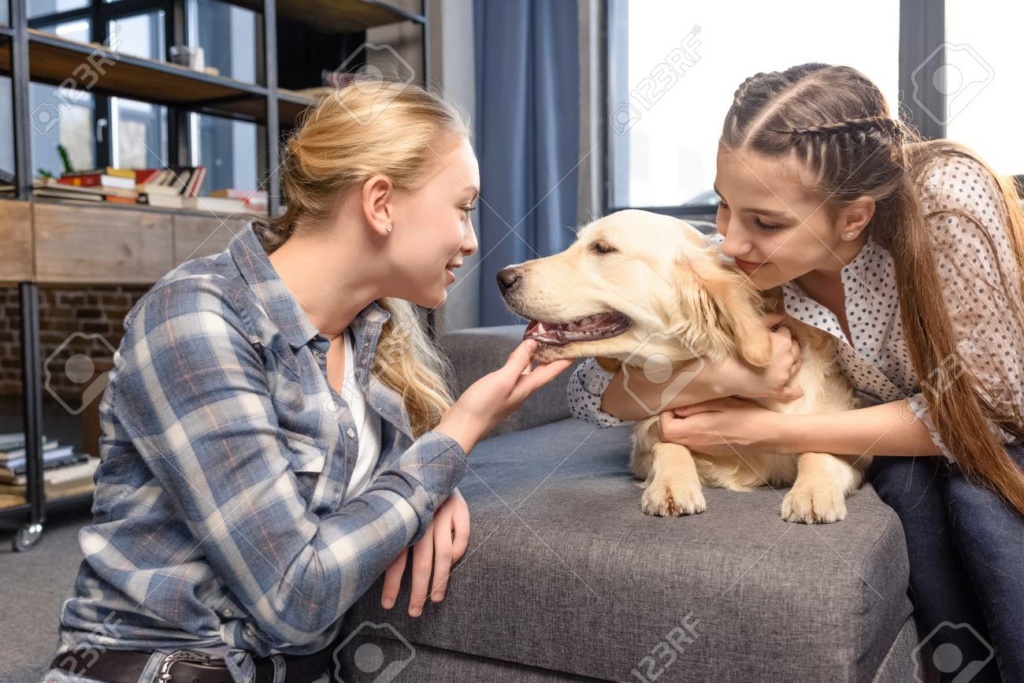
top-left (591, 241), bottom-right (616, 255)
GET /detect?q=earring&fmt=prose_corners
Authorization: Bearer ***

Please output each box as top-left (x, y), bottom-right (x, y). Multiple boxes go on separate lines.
top-left (844, 231), bottom-right (856, 240)
top-left (385, 224), bottom-right (392, 234)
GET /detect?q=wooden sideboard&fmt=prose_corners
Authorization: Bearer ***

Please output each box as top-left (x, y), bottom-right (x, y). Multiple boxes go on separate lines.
top-left (0, 198), bottom-right (250, 285)
top-left (0, 197), bottom-right (252, 550)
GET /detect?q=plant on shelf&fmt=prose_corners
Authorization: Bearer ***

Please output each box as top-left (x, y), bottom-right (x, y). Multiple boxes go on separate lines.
top-left (58, 144), bottom-right (74, 174)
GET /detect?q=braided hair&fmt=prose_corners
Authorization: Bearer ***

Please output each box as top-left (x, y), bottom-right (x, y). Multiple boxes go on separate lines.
top-left (720, 63), bottom-right (1024, 516)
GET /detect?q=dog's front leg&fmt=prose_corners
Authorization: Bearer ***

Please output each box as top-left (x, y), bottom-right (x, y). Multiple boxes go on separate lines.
top-left (641, 441), bottom-right (707, 516)
top-left (781, 452), bottom-right (859, 524)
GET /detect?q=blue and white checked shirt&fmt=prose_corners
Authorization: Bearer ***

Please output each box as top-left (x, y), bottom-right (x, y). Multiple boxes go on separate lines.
top-left (54, 222), bottom-right (468, 682)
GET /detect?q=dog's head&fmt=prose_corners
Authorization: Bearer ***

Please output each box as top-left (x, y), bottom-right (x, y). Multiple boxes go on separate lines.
top-left (497, 209), bottom-right (773, 367)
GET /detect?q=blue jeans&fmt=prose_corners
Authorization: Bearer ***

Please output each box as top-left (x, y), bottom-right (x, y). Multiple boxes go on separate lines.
top-left (869, 443), bottom-right (1024, 683)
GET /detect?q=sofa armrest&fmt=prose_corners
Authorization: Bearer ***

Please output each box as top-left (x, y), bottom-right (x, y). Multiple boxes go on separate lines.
top-left (437, 325), bottom-right (583, 439)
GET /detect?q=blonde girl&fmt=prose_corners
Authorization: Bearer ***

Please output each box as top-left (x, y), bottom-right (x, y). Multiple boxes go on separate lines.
top-left (43, 83), bottom-right (571, 683)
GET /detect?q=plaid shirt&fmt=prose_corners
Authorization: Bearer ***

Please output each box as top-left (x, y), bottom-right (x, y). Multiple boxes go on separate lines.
top-left (54, 222), bottom-right (468, 682)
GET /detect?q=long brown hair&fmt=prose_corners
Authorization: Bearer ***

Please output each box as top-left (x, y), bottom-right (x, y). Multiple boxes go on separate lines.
top-left (722, 63), bottom-right (1024, 515)
top-left (253, 82), bottom-right (471, 437)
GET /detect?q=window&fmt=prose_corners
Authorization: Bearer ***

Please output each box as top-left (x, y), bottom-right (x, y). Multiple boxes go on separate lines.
top-left (106, 12), bottom-right (168, 168)
top-left (30, 83), bottom-right (96, 174)
top-left (192, 114), bottom-right (259, 193)
top-left (112, 98), bottom-right (167, 168)
top-left (943, 1), bottom-right (1023, 176)
top-left (1, 65), bottom-right (13, 191)
top-left (36, 16), bottom-right (90, 40)
top-left (190, 0), bottom-right (258, 84)
top-left (606, 0), bottom-right (900, 211)
top-left (108, 11), bottom-right (165, 61)
top-left (27, 0), bottom-right (89, 21)
top-left (20, 0), bottom-right (264, 187)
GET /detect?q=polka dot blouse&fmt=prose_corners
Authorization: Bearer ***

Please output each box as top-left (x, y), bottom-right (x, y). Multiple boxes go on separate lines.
top-left (567, 154), bottom-right (1024, 461)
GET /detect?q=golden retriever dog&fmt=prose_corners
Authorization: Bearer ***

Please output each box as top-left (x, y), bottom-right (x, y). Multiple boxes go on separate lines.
top-left (497, 209), bottom-right (870, 523)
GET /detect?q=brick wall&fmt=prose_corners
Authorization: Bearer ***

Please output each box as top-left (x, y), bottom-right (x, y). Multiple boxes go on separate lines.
top-left (0, 285), bottom-right (151, 399)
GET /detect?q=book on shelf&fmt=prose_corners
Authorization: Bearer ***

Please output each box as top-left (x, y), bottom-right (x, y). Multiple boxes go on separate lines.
top-left (0, 493), bottom-right (25, 508)
top-left (58, 166), bottom-right (207, 197)
top-left (104, 195), bottom-right (139, 205)
top-left (62, 167), bottom-right (135, 180)
top-left (135, 166), bottom-right (206, 197)
top-left (32, 179), bottom-right (106, 203)
top-left (32, 165), bottom-right (208, 208)
top-left (138, 192), bottom-right (184, 209)
top-left (0, 448), bottom-right (87, 479)
top-left (0, 432), bottom-right (51, 450)
top-left (0, 432), bottom-right (91, 481)
top-left (33, 177), bottom-right (137, 204)
top-left (170, 165), bottom-right (206, 198)
top-left (0, 479), bottom-right (96, 501)
top-left (58, 173), bottom-right (136, 190)
top-left (137, 182), bottom-right (184, 197)
top-left (0, 452), bottom-right (95, 486)
top-left (0, 435), bottom-right (61, 457)
top-left (0, 457), bottom-right (99, 499)
top-left (209, 188), bottom-right (268, 212)
top-left (183, 196), bottom-right (248, 214)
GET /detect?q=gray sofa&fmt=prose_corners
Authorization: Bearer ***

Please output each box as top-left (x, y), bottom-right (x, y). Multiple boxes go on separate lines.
top-left (334, 325), bottom-right (922, 682)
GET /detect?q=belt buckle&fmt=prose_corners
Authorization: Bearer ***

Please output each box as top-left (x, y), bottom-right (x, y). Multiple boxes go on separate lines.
top-left (157, 650), bottom-right (215, 682)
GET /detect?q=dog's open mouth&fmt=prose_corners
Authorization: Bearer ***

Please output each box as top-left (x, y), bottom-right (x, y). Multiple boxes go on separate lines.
top-left (523, 312), bottom-right (630, 345)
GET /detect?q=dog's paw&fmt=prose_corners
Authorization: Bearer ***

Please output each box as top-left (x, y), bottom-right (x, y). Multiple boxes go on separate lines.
top-left (781, 484), bottom-right (847, 524)
top-left (641, 476), bottom-right (706, 517)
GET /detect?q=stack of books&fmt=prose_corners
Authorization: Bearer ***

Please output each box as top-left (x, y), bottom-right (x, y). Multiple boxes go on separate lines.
top-left (27, 165), bottom-right (269, 216)
top-left (0, 432), bottom-right (99, 504)
top-left (136, 166), bottom-right (207, 208)
top-left (54, 167), bottom-right (139, 204)
top-left (31, 165), bottom-right (209, 209)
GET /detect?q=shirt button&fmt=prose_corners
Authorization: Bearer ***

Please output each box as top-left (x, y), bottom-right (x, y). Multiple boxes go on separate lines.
top-left (223, 608), bottom-right (233, 618)
top-left (244, 624), bottom-right (256, 638)
top-left (346, 428), bottom-right (356, 439)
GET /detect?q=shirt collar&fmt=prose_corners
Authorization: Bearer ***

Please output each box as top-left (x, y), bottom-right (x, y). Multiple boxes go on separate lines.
top-left (229, 222), bottom-right (391, 350)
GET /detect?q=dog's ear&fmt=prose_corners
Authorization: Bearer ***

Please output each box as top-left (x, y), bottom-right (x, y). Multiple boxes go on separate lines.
top-left (684, 257), bottom-right (773, 368)
top-left (595, 357), bottom-right (622, 373)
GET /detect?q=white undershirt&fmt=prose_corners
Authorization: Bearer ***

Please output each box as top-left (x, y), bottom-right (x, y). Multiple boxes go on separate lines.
top-left (341, 328), bottom-right (382, 499)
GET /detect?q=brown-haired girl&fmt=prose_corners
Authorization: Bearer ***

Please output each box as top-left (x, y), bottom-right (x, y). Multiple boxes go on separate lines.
top-left (570, 64), bottom-right (1024, 680)
top-left (42, 83), bottom-right (571, 683)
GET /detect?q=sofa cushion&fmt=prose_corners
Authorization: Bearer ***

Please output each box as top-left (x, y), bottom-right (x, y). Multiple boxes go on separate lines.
top-left (342, 418), bottom-right (914, 681)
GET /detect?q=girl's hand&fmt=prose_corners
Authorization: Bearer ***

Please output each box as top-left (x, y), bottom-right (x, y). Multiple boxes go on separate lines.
top-left (658, 397), bottom-right (787, 456)
top-left (381, 488), bottom-right (470, 617)
top-left (611, 314), bottom-right (803, 418)
top-left (436, 340), bottom-right (573, 453)
top-left (718, 313), bottom-right (803, 401)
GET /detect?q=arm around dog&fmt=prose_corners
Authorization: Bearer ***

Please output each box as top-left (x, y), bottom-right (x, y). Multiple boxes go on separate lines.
top-left (567, 323), bottom-right (805, 424)
top-left (661, 397), bottom-right (941, 457)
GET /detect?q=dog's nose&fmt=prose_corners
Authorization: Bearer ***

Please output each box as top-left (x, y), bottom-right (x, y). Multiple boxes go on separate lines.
top-left (496, 267), bottom-right (522, 295)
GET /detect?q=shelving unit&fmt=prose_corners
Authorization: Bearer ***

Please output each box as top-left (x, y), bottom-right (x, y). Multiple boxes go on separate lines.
top-left (0, 0), bottom-right (430, 550)
top-left (0, 29), bottom-right (283, 123)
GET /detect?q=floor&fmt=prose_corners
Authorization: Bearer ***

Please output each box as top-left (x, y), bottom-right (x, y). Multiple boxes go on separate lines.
top-left (0, 503), bottom-right (92, 682)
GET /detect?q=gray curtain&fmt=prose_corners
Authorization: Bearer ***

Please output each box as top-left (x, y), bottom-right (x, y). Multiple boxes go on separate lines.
top-left (473, 0), bottom-right (580, 326)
